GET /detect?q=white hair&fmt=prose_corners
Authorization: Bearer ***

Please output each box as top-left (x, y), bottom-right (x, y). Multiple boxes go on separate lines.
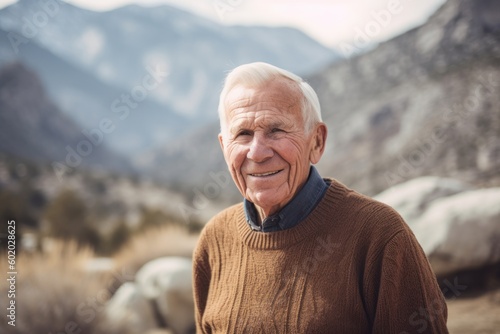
top-left (218, 62), bottom-right (322, 134)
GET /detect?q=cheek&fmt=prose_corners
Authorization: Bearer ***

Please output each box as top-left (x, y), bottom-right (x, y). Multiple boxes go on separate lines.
top-left (276, 138), bottom-right (309, 166)
top-left (225, 144), bottom-right (248, 193)
top-left (226, 144), bottom-right (246, 169)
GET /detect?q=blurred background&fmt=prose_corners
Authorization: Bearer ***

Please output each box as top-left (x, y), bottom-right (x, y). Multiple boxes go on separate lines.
top-left (0, 0), bottom-right (499, 333)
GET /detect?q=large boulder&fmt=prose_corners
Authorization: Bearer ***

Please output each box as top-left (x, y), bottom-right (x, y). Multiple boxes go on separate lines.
top-left (106, 282), bottom-right (158, 333)
top-left (375, 177), bottom-right (500, 276)
top-left (411, 188), bottom-right (500, 276)
top-left (374, 176), bottom-right (471, 224)
top-left (136, 257), bottom-right (195, 334)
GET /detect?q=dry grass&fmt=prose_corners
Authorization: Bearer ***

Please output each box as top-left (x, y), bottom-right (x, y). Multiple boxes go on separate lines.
top-left (112, 225), bottom-right (199, 279)
top-left (0, 225), bottom-right (200, 334)
top-left (0, 240), bottom-right (131, 334)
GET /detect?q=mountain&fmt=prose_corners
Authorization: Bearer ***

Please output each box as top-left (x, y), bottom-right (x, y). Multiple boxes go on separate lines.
top-left (0, 62), bottom-right (133, 175)
top-left (0, 0), bottom-right (338, 124)
top-left (145, 0), bottom-right (500, 200)
top-left (0, 26), bottom-right (190, 156)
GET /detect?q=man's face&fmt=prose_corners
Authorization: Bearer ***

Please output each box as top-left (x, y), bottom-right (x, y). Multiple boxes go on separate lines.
top-left (219, 77), bottom-right (326, 216)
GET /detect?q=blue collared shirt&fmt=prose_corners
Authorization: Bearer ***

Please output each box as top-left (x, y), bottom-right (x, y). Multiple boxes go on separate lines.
top-left (244, 166), bottom-right (329, 232)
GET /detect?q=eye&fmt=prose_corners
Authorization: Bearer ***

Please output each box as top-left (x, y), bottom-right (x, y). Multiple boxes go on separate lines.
top-left (271, 128), bottom-right (285, 133)
top-left (236, 130), bottom-right (252, 137)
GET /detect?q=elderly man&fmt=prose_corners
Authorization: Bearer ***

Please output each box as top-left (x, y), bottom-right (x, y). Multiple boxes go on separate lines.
top-left (193, 62), bottom-right (448, 333)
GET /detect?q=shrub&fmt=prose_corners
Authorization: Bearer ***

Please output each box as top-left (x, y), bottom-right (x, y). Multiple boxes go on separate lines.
top-left (138, 207), bottom-right (203, 233)
top-left (0, 191), bottom-right (24, 253)
top-left (42, 189), bottom-right (101, 250)
top-left (101, 219), bottom-right (133, 256)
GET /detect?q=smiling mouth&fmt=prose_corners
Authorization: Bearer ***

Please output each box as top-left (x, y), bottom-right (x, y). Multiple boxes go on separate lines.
top-left (249, 170), bottom-right (283, 177)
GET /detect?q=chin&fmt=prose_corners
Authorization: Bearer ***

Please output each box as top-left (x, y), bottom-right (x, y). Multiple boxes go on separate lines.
top-left (250, 190), bottom-right (285, 209)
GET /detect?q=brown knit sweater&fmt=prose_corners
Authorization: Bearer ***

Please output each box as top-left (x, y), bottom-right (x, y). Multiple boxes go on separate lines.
top-left (193, 178), bottom-right (448, 333)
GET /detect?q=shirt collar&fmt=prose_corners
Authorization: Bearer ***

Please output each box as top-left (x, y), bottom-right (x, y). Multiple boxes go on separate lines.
top-left (244, 166), bottom-right (328, 232)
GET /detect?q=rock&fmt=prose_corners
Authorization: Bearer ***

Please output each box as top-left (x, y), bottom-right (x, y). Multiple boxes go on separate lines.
top-left (136, 257), bottom-right (195, 334)
top-left (374, 176), bottom-right (471, 224)
top-left (375, 177), bottom-right (500, 277)
top-left (411, 188), bottom-right (500, 276)
top-left (106, 282), bottom-right (158, 333)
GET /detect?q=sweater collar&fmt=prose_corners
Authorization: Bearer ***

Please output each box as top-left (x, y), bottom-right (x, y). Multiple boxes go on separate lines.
top-left (236, 177), bottom-right (348, 250)
top-left (243, 166), bottom-right (328, 232)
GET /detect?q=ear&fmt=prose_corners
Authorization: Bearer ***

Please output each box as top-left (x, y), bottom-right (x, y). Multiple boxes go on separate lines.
top-left (218, 132), bottom-right (226, 157)
top-left (218, 132), bottom-right (224, 149)
top-left (309, 123), bottom-right (327, 164)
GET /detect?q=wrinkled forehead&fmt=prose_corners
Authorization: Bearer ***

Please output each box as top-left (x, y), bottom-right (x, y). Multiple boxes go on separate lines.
top-left (224, 77), bottom-right (303, 118)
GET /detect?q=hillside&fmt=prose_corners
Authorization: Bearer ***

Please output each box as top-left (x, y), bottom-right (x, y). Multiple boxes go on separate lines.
top-left (0, 62), bottom-right (133, 174)
top-left (311, 0), bottom-right (500, 195)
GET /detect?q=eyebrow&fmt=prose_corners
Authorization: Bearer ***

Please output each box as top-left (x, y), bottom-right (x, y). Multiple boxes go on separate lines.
top-left (267, 120), bottom-right (287, 129)
top-left (228, 121), bottom-right (248, 134)
top-left (229, 119), bottom-right (289, 134)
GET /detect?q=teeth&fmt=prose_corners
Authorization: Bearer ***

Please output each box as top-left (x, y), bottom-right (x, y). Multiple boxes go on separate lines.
top-left (251, 171), bottom-right (279, 177)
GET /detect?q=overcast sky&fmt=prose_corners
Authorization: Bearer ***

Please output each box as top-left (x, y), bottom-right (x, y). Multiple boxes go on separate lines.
top-left (0, 0), bottom-right (446, 48)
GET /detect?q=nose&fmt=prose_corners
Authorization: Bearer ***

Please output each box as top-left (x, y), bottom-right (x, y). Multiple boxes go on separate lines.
top-left (247, 133), bottom-right (273, 162)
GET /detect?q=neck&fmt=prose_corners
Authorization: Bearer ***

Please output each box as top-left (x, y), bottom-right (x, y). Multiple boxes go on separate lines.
top-left (255, 205), bottom-right (281, 225)
top-left (256, 206), bottom-right (266, 225)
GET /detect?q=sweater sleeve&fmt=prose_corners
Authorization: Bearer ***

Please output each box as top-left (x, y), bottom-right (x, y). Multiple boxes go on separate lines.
top-left (192, 227), bottom-right (212, 334)
top-left (365, 227), bottom-right (448, 334)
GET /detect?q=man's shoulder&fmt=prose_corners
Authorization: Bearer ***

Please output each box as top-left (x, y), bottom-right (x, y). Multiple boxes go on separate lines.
top-left (323, 179), bottom-right (414, 257)
top-left (326, 178), bottom-right (408, 233)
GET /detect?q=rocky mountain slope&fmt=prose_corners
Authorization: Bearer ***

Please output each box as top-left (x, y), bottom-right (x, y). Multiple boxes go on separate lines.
top-left (311, 0), bottom-right (500, 195)
top-left (151, 0), bottom-right (500, 200)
